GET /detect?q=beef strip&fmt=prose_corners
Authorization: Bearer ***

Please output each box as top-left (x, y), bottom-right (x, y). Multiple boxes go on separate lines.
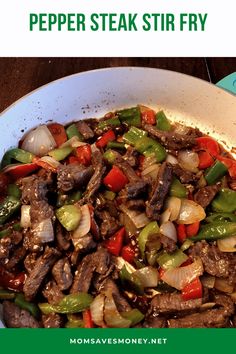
top-left (146, 162), bottom-right (173, 220)
top-left (42, 280), bottom-right (64, 305)
top-left (52, 258), bottom-right (73, 291)
top-left (5, 246), bottom-right (27, 270)
top-left (57, 163), bottom-right (93, 192)
top-left (3, 301), bottom-right (40, 328)
top-left (150, 293), bottom-right (203, 314)
top-left (143, 124), bottom-right (197, 150)
top-left (96, 210), bottom-right (120, 239)
top-left (23, 247), bottom-right (61, 301)
top-left (76, 121), bottom-right (95, 139)
top-left (126, 199), bottom-right (146, 211)
top-left (83, 151), bottom-right (106, 201)
top-left (123, 147), bottom-right (139, 167)
top-left (0, 237), bottom-right (11, 259)
top-left (101, 278), bottom-right (131, 312)
top-left (42, 313), bottom-right (63, 328)
top-left (172, 164), bottom-right (199, 184)
top-left (213, 293), bottom-right (234, 316)
top-left (20, 175), bottom-right (49, 204)
top-left (125, 181), bottom-right (147, 200)
top-left (30, 200), bottom-right (54, 224)
top-left (114, 155), bottom-right (140, 183)
top-left (55, 222), bottom-right (71, 251)
top-left (24, 252), bottom-right (38, 273)
top-left (73, 233), bottom-right (96, 253)
top-left (194, 184), bottom-right (220, 208)
top-left (160, 234), bottom-right (176, 253)
top-left (143, 315), bottom-right (166, 328)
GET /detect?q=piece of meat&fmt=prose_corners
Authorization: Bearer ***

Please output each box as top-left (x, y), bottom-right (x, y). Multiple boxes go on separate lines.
top-left (52, 258), bottom-right (73, 291)
top-left (57, 163), bottom-right (93, 192)
top-left (126, 199), bottom-right (146, 211)
top-left (194, 184), bottom-right (220, 208)
top-left (173, 164), bottom-right (199, 184)
top-left (42, 313), bottom-right (63, 328)
top-left (0, 237), bottom-right (12, 259)
top-left (76, 121), bottom-right (95, 139)
top-left (23, 231), bottom-right (43, 253)
top-left (160, 234), bottom-right (176, 253)
top-left (55, 222), bottom-right (71, 251)
top-left (20, 175), bottom-right (49, 204)
top-left (114, 155), bottom-right (140, 182)
top-left (123, 147), bottom-right (139, 167)
top-left (151, 293), bottom-right (203, 314)
top-left (3, 301), bottom-right (40, 328)
top-left (73, 233), bottom-right (96, 253)
top-left (143, 315), bottom-right (166, 328)
top-left (213, 293), bottom-right (234, 316)
top-left (125, 181), bottom-right (147, 200)
top-left (42, 280), bottom-right (64, 305)
top-left (23, 247), bottom-right (60, 301)
top-left (146, 162), bottom-right (173, 220)
top-left (144, 124), bottom-right (197, 150)
top-left (83, 151), bottom-right (106, 201)
top-left (97, 210), bottom-right (120, 239)
top-left (30, 200), bottom-right (54, 224)
top-left (24, 253), bottom-right (38, 273)
top-left (5, 246), bottom-right (27, 270)
top-left (101, 278), bottom-right (131, 312)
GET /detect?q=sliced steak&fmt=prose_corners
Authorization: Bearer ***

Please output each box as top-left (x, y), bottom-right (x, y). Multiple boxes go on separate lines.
top-left (55, 222), bottom-right (71, 251)
top-left (84, 151), bottom-right (106, 201)
top-left (42, 280), bottom-right (64, 305)
top-left (20, 175), bottom-right (49, 204)
top-left (42, 313), bottom-right (63, 328)
top-left (151, 293), bottom-right (203, 314)
top-left (146, 162), bottom-right (173, 219)
top-left (123, 147), bottom-right (139, 167)
top-left (125, 181), bottom-right (147, 200)
top-left (52, 258), bottom-right (73, 291)
top-left (23, 247), bottom-right (60, 301)
top-left (194, 184), bottom-right (220, 208)
top-left (101, 278), bottom-right (131, 312)
top-left (3, 301), bottom-right (40, 328)
top-left (173, 164), bottom-right (199, 184)
top-left (160, 234), bottom-right (176, 253)
top-left (30, 200), bottom-right (54, 224)
top-left (213, 293), bottom-right (234, 316)
top-left (5, 246), bottom-right (27, 270)
top-left (24, 253), bottom-right (38, 273)
top-left (126, 199), bottom-right (146, 211)
top-left (97, 210), bottom-right (120, 239)
top-left (143, 315), bottom-right (166, 328)
top-left (114, 155), bottom-right (140, 183)
top-left (57, 163), bottom-right (93, 192)
top-left (76, 120), bottom-right (95, 139)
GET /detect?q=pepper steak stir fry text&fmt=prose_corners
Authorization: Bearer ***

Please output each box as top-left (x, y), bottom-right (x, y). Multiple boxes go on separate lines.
top-left (0, 106), bottom-right (236, 328)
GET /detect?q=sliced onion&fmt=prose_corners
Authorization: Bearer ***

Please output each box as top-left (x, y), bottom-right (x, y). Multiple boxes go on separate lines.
top-left (177, 199), bottom-right (206, 225)
top-left (141, 164), bottom-right (160, 180)
top-left (161, 257), bottom-right (204, 290)
top-left (214, 278), bottom-right (234, 293)
top-left (72, 205), bottom-right (91, 240)
top-left (22, 125), bottom-right (56, 157)
top-left (31, 218), bottom-right (54, 243)
top-left (20, 205), bottom-right (31, 228)
top-left (160, 209), bottom-right (171, 224)
top-left (200, 302), bottom-right (216, 311)
top-left (166, 154), bottom-right (178, 165)
top-left (114, 257), bottom-right (136, 273)
top-left (201, 275), bottom-right (215, 289)
top-left (119, 204), bottom-right (150, 229)
top-left (60, 136), bottom-right (86, 149)
top-left (90, 294), bottom-right (105, 327)
top-left (160, 221), bottom-right (177, 242)
top-left (104, 293), bottom-right (131, 328)
top-left (39, 156), bottom-right (61, 169)
top-left (165, 197), bottom-right (181, 221)
top-left (141, 156), bottom-right (157, 171)
top-left (134, 267), bottom-right (159, 288)
top-left (217, 235), bottom-right (236, 252)
top-left (178, 150), bottom-right (199, 173)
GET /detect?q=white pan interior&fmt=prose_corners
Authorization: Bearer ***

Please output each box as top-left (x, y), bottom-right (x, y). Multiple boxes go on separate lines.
top-left (0, 67), bottom-right (236, 160)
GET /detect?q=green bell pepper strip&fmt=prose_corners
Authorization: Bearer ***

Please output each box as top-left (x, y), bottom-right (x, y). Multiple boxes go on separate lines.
top-left (117, 107), bottom-right (141, 127)
top-left (205, 160), bottom-right (228, 185)
top-left (119, 266), bottom-right (144, 295)
top-left (1, 148), bottom-right (34, 168)
top-left (98, 117), bottom-right (121, 130)
top-left (66, 191), bottom-right (82, 204)
top-left (107, 141), bottom-right (126, 150)
top-left (65, 320), bottom-right (84, 328)
top-left (103, 149), bottom-right (117, 164)
top-left (121, 309), bottom-right (144, 326)
top-left (138, 221), bottom-right (160, 259)
top-left (56, 205), bottom-right (81, 231)
top-left (0, 228), bottom-right (11, 238)
top-left (104, 190), bottom-right (116, 201)
top-left (0, 289), bottom-right (16, 300)
top-left (156, 249), bottom-right (188, 270)
top-left (211, 188), bottom-right (236, 213)
top-left (66, 123), bottom-right (84, 141)
top-left (191, 221), bottom-right (236, 242)
top-left (39, 293), bottom-right (93, 314)
top-left (0, 222), bottom-right (22, 238)
top-left (0, 196), bottom-right (21, 225)
top-left (7, 184), bottom-right (21, 199)
top-left (156, 111), bottom-right (171, 131)
top-left (123, 126), bottom-right (147, 145)
top-left (205, 212), bottom-right (236, 223)
top-left (15, 293), bottom-right (40, 318)
top-left (180, 239), bottom-right (194, 252)
top-left (169, 178), bottom-right (187, 198)
top-left (48, 146), bottom-right (73, 161)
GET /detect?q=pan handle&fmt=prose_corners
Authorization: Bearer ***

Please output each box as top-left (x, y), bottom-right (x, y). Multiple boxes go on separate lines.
top-left (216, 72), bottom-right (236, 95)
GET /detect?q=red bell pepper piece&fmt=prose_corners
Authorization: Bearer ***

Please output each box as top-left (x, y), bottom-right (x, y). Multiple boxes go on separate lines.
top-left (103, 166), bottom-right (128, 192)
top-left (68, 156), bottom-right (80, 164)
top-left (186, 221), bottom-right (200, 237)
top-left (177, 224), bottom-right (187, 243)
top-left (75, 145), bottom-right (92, 166)
top-left (103, 227), bottom-right (125, 256)
top-left (33, 157), bottom-right (57, 172)
top-left (0, 265), bottom-right (26, 292)
top-left (121, 244), bottom-right (136, 263)
top-left (83, 309), bottom-right (94, 328)
top-left (141, 109), bottom-right (156, 125)
top-left (181, 277), bottom-right (202, 301)
top-left (198, 150), bottom-right (214, 169)
top-left (47, 123), bottom-right (67, 147)
top-left (180, 258), bottom-right (192, 267)
top-left (217, 155), bottom-right (236, 179)
top-left (196, 136), bottom-right (220, 157)
top-left (96, 130), bottom-right (116, 148)
top-left (3, 163), bottom-right (39, 181)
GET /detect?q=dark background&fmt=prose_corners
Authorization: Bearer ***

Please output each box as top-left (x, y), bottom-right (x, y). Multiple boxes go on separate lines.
top-left (0, 57), bottom-right (235, 113)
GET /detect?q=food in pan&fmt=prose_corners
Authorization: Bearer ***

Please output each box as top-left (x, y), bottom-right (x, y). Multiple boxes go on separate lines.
top-left (0, 105), bottom-right (236, 328)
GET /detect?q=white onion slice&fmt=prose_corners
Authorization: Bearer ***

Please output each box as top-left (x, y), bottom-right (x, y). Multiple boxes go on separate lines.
top-left (119, 204), bottom-right (150, 229)
top-left (31, 218), bottom-right (54, 243)
top-left (165, 197), bottom-right (181, 221)
top-left (72, 205), bottom-right (91, 240)
top-left (104, 293), bottom-right (131, 328)
top-left (20, 205), bottom-right (31, 228)
top-left (114, 257), bottom-right (136, 273)
top-left (217, 235), bottom-right (236, 252)
top-left (178, 150), bottom-right (199, 173)
top-left (160, 209), bottom-right (171, 224)
top-left (22, 125), bottom-right (56, 157)
top-left (166, 154), bottom-right (178, 165)
top-left (214, 278), bottom-right (234, 293)
top-left (201, 275), bottom-right (215, 289)
top-left (160, 221), bottom-right (177, 242)
top-left (161, 258), bottom-right (204, 290)
top-left (60, 136), bottom-right (86, 148)
top-left (177, 199), bottom-right (206, 225)
top-left (141, 164), bottom-right (160, 180)
top-left (90, 294), bottom-right (105, 327)
top-left (40, 156), bottom-right (61, 169)
top-left (134, 267), bottom-right (159, 288)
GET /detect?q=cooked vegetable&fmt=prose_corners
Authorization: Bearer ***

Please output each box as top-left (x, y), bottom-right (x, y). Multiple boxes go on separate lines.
top-left (90, 294), bottom-right (105, 327)
top-left (103, 166), bottom-right (128, 192)
top-left (191, 222), bottom-right (236, 242)
top-left (20, 205), bottom-right (31, 228)
top-left (107, 141), bottom-right (125, 150)
top-left (31, 218), bottom-right (54, 243)
top-left (196, 136), bottom-right (220, 157)
top-left (178, 150), bottom-right (199, 173)
top-left (119, 204), bottom-right (150, 229)
top-left (0, 196), bottom-right (21, 225)
top-left (15, 293), bottom-right (40, 318)
top-left (138, 221), bottom-right (160, 258)
top-left (47, 123), bottom-right (67, 147)
top-left (66, 123), bottom-right (84, 141)
top-left (0, 289), bottom-right (16, 300)
top-left (104, 227), bottom-right (125, 256)
top-left (211, 188), bottom-right (236, 213)
top-left (205, 212), bottom-right (236, 223)
top-left (205, 160), bottom-right (228, 185)
top-left (156, 111), bottom-right (171, 131)
top-left (98, 117), bottom-right (121, 130)
top-left (48, 146), bottom-right (73, 161)
top-left (22, 125), bottom-right (56, 156)
top-left (177, 199), bottom-right (206, 225)
top-left (169, 178), bottom-right (187, 198)
top-left (120, 309), bottom-right (144, 326)
top-left (7, 184), bottom-right (21, 199)
top-left (157, 249), bottom-right (188, 270)
top-left (117, 107), bottom-right (141, 127)
top-left (104, 292), bottom-right (131, 328)
top-left (160, 221), bottom-right (177, 242)
top-left (217, 235), bottom-right (236, 252)
top-left (72, 204), bottom-right (91, 241)
top-left (119, 265), bottom-right (144, 295)
top-left (181, 277), bottom-right (202, 301)
top-left (96, 130), bottom-right (116, 148)
top-left (56, 205), bottom-right (81, 231)
top-left (1, 148), bottom-right (34, 168)
top-left (39, 293), bottom-right (93, 314)
top-left (141, 109), bottom-right (156, 125)
top-left (164, 197), bottom-right (182, 222)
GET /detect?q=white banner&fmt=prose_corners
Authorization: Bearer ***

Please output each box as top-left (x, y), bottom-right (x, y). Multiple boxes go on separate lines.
top-left (0, 0), bottom-right (235, 57)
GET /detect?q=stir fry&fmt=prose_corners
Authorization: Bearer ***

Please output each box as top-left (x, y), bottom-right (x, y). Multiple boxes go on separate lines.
top-left (0, 105), bottom-right (236, 328)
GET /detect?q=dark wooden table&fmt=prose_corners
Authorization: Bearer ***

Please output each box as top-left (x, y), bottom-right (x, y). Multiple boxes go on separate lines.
top-left (0, 57), bottom-right (235, 113)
